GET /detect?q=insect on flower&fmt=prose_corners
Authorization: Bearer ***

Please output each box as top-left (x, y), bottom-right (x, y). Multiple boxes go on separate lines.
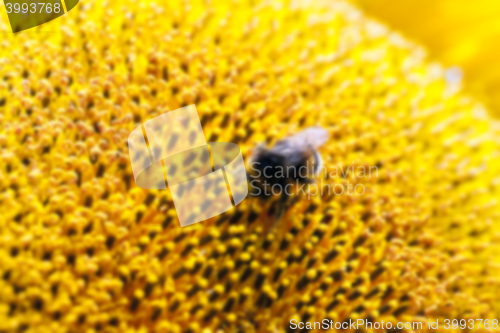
top-left (248, 127), bottom-right (329, 224)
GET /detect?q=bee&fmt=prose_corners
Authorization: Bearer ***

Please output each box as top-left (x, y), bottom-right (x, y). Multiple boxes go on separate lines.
top-left (248, 126), bottom-right (329, 224)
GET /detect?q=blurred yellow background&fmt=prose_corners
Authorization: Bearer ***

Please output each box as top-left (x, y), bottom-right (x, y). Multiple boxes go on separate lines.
top-left (356, 0), bottom-right (500, 116)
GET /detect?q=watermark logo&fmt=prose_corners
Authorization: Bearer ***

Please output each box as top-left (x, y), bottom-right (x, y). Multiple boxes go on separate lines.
top-left (3, 0), bottom-right (79, 33)
top-left (128, 105), bottom-right (248, 227)
top-left (249, 161), bottom-right (378, 199)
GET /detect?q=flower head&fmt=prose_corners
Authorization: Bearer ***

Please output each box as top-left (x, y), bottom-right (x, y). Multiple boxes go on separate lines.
top-left (0, 0), bottom-right (499, 332)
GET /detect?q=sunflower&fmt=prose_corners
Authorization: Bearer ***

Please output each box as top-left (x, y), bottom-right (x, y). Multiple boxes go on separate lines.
top-left (0, 0), bottom-right (499, 332)
top-left (355, 0), bottom-right (500, 117)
